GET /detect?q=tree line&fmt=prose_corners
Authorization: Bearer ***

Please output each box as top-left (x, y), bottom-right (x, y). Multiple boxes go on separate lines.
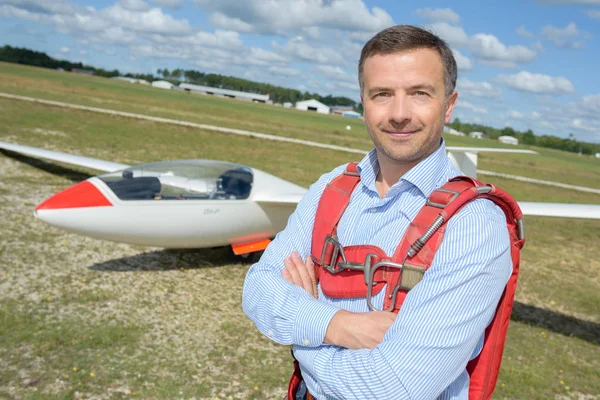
top-left (1, 45), bottom-right (598, 155)
top-left (448, 119), bottom-right (600, 156)
top-left (155, 68), bottom-right (356, 107)
top-left (0, 46), bottom-right (357, 108)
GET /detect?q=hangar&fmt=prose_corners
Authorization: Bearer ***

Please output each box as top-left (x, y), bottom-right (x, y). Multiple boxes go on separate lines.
top-left (295, 99), bottom-right (330, 114)
top-left (498, 135), bottom-right (519, 145)
top-left (178, 83), bottom-right (269, 103)
top-left (152, 80), bottom-right (174, 89)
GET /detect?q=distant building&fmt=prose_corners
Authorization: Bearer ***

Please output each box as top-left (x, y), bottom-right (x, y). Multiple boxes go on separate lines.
top-left (152, 80), bottom-right (174, 89)
top-left (71, 68), bottom-right (95, 76)
top-left (295, 99), bottom-right (330, 114)
top-left (283, 102), bottom-right (293, 108)
top-left (113, 77), bottom-right (150, 85)
top-left (470, 131), bottom-right (485, 139)
top-left (498, 135), bottom-right (518, 145)
top-left (342, 111), bottom-right (361, 119)
top-left (443, 126), bottom-right (466, 136)
top-left (330, 105), bottom-right (355, 115)
top-left (178, 83), bottom-right (269, 103)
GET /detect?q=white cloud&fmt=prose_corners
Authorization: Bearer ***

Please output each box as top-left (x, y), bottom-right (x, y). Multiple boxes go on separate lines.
top-left (457, 78), bottom-right (502, 97)
top-left (208, 12), bottom-right (253, 33)
top-left (118, 0), bottom-right (150, 12)
top-left (267, 66), bottom-right (303, 78)
top-left (415, 8), bottom-right (460, 25)
top-left (495, 71), bottom-right (575, 94)
top-left (101, 4), bottom-right (192, 35)
top-left (151, 0), bottom-right (183, 9)
top-left (79, 49), bottom-right (87, 55)
top-left (59, 47), bottom-right (69, 53)
top-left (587, 9), bottom-right (600, 20)
top-left (469, 34), bottom-right (536, 65)
top-left (541, 22), bottom-right (584, 49)
top-left (531, 41), bottom-right (545, 53)
top-left (452, 49), bottom-right (472, 71)
top-left (429, 23), bottom-right (536, 68)
top-left (478, 59), bottom-right (519, 69)
top-left (315, 65), bottom-right (353, 81)
top-left (195, 0), bottom-right (394, 36)
top-left (428, 22), bottom-right (470, 46)
top-left (274, 36), bottom-right (346, 65)
top-left (516, 25), bottom-right (534, 38)
top-left (455, 100), bottom-right (488, 114)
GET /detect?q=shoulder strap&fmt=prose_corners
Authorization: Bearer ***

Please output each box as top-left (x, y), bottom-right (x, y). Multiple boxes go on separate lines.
top-left (388, 176), bottom-right (526, 400)
top-left (386, 176), bottom-right (525, 311)
top-left (311, 163), bottom-right (361, 266)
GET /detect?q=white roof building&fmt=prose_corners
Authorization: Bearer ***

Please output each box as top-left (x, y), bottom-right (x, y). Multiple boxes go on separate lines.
top-left (152, 80), bottom-right (174, 89)
top-left (470, 131), bottom-right (485, 139)
top-left (443, 126), bottom-right (466, 136)
top-left (179, 83), bottom-right (269, 103)
top-left (295, 99), bottom-right (330, 114)
top-left (498, 135), bottom-right (519, 145)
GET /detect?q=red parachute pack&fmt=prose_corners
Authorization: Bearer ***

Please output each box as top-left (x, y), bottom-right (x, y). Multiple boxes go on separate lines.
top-left (288, 162), bottom-right (525, 400)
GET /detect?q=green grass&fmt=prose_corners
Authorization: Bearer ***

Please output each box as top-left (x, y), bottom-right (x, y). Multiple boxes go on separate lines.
top-left (1, 62), bottom-right (599, 190)
top-left (0, 62), bottom-right (598, 399)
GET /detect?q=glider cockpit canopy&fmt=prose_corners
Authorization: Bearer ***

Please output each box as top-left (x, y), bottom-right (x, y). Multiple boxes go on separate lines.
top-left (98, 160), bottom-right (253, 201)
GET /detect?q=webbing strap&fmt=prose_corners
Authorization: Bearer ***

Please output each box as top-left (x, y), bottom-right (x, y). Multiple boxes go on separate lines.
top-left (312, 163), bottom-right (361, 269)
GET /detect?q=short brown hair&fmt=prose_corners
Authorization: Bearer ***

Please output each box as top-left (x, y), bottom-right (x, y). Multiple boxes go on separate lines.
top-left (358, 25), bottom-right (457, 97)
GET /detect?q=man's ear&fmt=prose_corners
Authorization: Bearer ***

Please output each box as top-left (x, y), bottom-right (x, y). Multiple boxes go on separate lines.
top-left (445, 91), bottom-right (458, 123)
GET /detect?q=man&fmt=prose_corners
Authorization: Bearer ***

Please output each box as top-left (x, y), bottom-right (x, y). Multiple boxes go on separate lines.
top-left (242, 25), bottom-right (511, 399)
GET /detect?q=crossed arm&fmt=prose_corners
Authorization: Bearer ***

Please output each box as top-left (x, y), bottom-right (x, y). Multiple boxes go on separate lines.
top-left (242, 167), bottom-right (512, 398)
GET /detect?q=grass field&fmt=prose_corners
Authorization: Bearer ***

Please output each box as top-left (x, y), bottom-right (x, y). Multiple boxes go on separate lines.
top-left (0, 63), bottom-right (599, 400)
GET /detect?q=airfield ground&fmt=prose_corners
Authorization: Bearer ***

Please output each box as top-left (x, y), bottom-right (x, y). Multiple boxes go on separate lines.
top-left (0, 63), bottom-right (599, 399)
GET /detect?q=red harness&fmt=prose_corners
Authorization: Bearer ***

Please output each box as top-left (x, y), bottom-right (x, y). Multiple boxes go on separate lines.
top-left (288, 163), bottom-right (525, 400)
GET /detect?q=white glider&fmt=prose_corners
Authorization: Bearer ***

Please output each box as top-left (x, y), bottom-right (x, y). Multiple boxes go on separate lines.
top-left (1, 141), bottom-right (598, 255)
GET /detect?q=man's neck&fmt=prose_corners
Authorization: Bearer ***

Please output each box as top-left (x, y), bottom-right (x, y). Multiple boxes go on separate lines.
top-left (374, 154), bottom-right (418, 198)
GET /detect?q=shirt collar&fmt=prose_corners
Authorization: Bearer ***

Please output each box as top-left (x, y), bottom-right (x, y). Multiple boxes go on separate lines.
top-left (356, 138), bottom-right (450, 198)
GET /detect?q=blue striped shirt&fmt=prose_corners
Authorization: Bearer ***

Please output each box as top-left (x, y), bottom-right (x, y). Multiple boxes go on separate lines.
top-left (242, 140), bottom-right (511, 399)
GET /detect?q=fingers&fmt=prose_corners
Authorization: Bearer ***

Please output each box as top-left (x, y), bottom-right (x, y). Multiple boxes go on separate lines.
top-left (291, 252), bottom-right (314, 295)
top-left (281, 268), bottom-right (293, 283)
top-left (281, 252), bottom-right (318, 298)
top-left (284, 256), bottom-right (303, 286)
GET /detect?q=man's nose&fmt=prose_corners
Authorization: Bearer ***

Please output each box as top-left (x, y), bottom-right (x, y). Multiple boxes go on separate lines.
top-left (389, 94), bottom-right (412, 124)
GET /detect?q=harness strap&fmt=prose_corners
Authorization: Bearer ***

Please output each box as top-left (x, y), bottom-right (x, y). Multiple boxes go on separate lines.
top-left (312, 162), bottom-right (361, 280)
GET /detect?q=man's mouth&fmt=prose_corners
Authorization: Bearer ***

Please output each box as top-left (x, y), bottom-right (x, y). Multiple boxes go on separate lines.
top-left (382, 129), bottom-right (419, 137)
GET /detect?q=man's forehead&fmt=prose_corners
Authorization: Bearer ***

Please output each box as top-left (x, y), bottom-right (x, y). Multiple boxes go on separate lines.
top-left (363, 48), bottom-right (445, 86)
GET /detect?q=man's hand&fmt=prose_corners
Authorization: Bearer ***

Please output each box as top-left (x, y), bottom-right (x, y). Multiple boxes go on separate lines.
top-left (281, 251), bottom-right (318, 298)
top-left (324, 309), bottom-right (397, 349)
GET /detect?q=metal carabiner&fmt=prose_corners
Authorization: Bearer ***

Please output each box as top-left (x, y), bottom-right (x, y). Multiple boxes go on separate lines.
top-left (365, 259), bottom-right (405, 312)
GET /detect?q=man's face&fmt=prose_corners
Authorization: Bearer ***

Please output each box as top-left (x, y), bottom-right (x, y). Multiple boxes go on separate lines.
top-left (361, 48), bottom-right (457, 168)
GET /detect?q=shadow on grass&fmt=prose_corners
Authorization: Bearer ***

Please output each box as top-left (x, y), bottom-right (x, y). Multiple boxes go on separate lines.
top-left (88, 247), bottom-right (260, 272)
top-left (511, 301), bottom-right (599, 345)
top-left (0, 149), bottom-right (94, 182)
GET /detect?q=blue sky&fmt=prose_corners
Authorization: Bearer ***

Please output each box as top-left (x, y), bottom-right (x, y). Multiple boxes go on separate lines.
top-left (1, 0), bottom-right (599, 142)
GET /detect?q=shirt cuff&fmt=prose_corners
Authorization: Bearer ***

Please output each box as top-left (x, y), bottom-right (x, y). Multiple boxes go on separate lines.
top-left (292, 295), bottom-right (341, 347)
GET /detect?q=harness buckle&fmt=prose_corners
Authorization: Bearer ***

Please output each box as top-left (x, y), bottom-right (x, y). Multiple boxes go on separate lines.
top-left (366, 258), bottom-right (406, 312)
top-left (426, 188), bottom-right (460, 209)
top-left (320, 235), bottom-right (347, 274)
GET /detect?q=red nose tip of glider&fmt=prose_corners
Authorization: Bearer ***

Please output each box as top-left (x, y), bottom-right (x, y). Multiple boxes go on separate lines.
top-left (36, 180), bottom-right (112, 211)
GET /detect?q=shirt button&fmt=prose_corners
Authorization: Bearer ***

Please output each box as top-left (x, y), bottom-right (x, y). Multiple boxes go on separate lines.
top-left (370, 208), bottom-right (377, 213)
top-left (303, 338), bottom-right (310, 346)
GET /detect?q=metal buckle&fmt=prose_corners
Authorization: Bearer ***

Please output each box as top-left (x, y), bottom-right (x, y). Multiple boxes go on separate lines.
top-left (366, 258), bottom-right (405, 312)
top-left (343, 169), bottom-right (360, 177)
top-left (426, 188), bottom-right (460, 209)
top-left (320, 235), bottom-right (346, 274)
